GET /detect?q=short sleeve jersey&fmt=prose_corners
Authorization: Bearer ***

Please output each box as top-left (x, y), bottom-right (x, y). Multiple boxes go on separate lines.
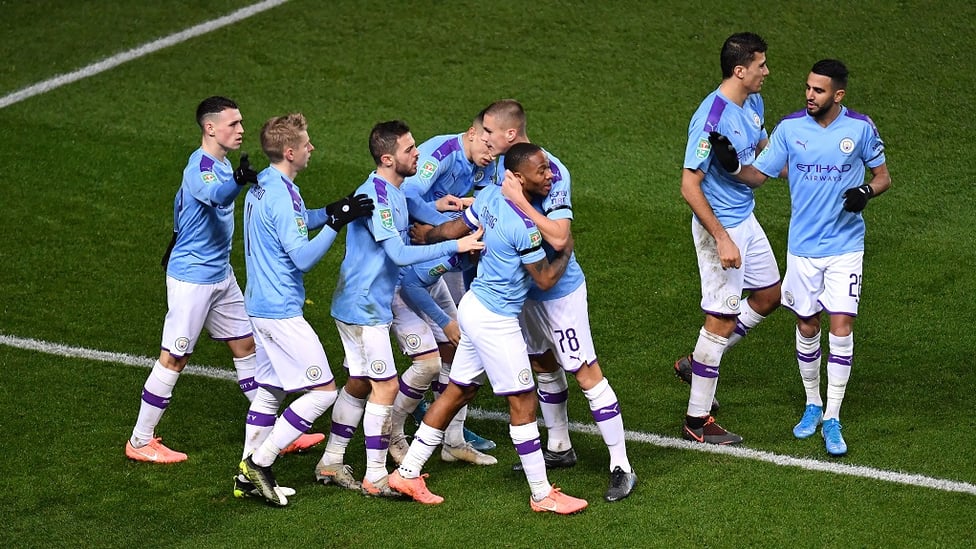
top-left (683, 89), bottom-right (768, 228)
top-left (752, 106), bottom-right (886, 257)
top-left (242, 166), bottom-right (314, 318)
top-left (465, 184), bottom-right (546, 317)
top-left (166, 148), bottom-right (239, 284)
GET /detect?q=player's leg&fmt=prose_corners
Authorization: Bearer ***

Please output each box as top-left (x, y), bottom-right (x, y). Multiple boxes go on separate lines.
top-left (521, 300), bottom-right (573, 455)
top-left (210, 276), bottom-right (260, 402)
top-left (727, 215), bottom-right (781, 349)
top-left (126, 276), bottom-right (210, 462)
top-left (352, 324), bottom-right (401, 496)
top-left (782, 252), bottom-right (827, 439)
top-left (316, 373), bottom-right (368, 490)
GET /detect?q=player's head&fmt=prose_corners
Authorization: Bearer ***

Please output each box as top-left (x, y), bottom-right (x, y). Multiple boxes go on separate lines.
top-left (196, 96), bottom-right (243, 152)
top-left (480, 99), bottom-right (527, 155)
top-left (465, 110), bottom-right (494, 167)
top-left (504, 142), bottom-right (552, 199)
top-left (260, 113), bottom-right (313, 170)
top-left (370, 120), bottom-right (418, 177)
top-left (806, 59), bottom-right (848, 119)
top-left (720, 32), bottom-right (769, 93)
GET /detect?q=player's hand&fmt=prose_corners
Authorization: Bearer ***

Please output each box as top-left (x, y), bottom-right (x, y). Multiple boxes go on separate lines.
top-left (325, 193), bottom-right (374, 230)
top-left (443, 320), bottom-right (461, 347)
top-left (708, 132), bottom-right (741, 175)
top-left (410, 222), bottom-right (433, 244)
top-left (716, 235), bottom-right (742, 270)
top-left (842, 184), bottom-right (873, 212)
top-left (435, 194), bottom-right (467, 212)
top-left (456, 226), bottom-right (485, 253)
top-left (233, 153), bottom-right (259, 185)
top-left (500, 169), bottom-right (528, 205)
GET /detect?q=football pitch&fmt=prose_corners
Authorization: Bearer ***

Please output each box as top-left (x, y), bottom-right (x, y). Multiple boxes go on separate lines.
top-left (2, 1), bottom-right (975, 547)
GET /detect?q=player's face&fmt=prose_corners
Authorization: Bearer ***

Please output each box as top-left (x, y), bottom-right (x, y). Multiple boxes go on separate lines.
top-left (290, 130), bottom-right (314, 172)
top-left (480, 114), bottom-right (512, 155)
top-left (516, 151), bottom-right (553, 198)
top-left (805, 73), bottom-right (844, 119)
top-left (740, 52), bottom-right (769, 94)
top-left (467, 124), bottom-right (494, 167)
top-left (209, 108), bottom-right (245, 151)
top-left (393, 132), bottom-right (419, 177)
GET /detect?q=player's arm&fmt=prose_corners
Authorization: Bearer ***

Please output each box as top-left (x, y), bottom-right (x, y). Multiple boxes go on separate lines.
top-left (523, 231), bottom-right (574, 291)
top-left (381, 226), bottom-right (484, 266)
top-left (412, 215), bottom-right (474, 244)
top-left (500, 170), bottom-right (571, 251)
top-left (707, 132), bottom-right (769, 188)
top-left (843, 163), bottom-right (891, 213)
top-left (404, 184), bottom-right (453, 225)
top-left (400, 281), bottom-right (454, 332)
top-left (680, 168), bottom-right (742, 270)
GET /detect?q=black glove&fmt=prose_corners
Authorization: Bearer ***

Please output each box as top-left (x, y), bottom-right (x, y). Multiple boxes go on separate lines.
top-left (708, 131), bottom-right (741, 175)
top-left (326, 193), bottom-right (374, 230)
top-left (233, 153), bottom-right (258, 185)
top-left (842, 184), bottom-right (873, 213)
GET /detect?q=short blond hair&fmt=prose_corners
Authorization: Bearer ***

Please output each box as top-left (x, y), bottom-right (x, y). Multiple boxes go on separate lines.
top-left (261, 113), bottom-right (307, 163)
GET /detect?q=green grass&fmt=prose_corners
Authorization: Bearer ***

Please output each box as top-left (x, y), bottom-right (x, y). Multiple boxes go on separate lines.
top-left (2, 1), bottom-right (976, 547)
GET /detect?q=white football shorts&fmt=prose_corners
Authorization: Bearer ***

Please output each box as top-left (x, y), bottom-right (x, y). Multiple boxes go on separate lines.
top-left (250, 315), bottom-right (334, 392)
top-left (693, 213), bottom-right (780, 316)
top-left (782, 251), bottom-right (863, 318)
top-left (449, 292), bottom-right (534, 395)
top-left (160, 271), bottom-right (252, 358)
top-left (334, 320), bottom-right (398, 381)
top-left (520, 282), bottom-right (597, 372)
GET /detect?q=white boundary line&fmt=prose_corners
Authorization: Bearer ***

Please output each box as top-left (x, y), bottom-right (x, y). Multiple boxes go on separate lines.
top-left (0, 0), bottom-right (289, 110)
top-left (3, 332), bottom-right (974, 496)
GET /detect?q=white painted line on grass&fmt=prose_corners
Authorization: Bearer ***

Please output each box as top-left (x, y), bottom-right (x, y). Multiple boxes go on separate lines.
top-left (3, 332), bottom-right (974, 497)
top-left (0, 0), bottom-right (289, 110)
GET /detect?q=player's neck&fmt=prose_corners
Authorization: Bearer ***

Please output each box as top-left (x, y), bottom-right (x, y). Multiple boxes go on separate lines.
top-left (272, 161), bottom-right (298, 181)
top-left (813, 104), bottom-right (842, 128)
top-left (376, 166), bottom-right (404, 187)
top-left (718, 80), bottom-right (749, 107)
top-left (201, 140), bottom-right (227, 163)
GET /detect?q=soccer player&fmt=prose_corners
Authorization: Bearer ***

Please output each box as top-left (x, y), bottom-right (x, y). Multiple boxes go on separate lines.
top-left (235, 113), bottom-right (374, 507)
top-left (708, 59), bottom-right (890, 456)
top-left (317, 120), bottom-right (484, 498)
top-left (677, 32), bottom-right (782, 445)
top-left (489, 100), bottom-right (637, 502)
top-left (388, 252), bottom-right (496, 466)
top-left (389, 142), bottom-right (588, 514)
top-left (125, 96), bottom-right (321, 465)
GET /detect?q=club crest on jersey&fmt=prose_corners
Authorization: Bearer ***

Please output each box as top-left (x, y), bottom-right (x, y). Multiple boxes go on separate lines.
top-left (201, 172), bottom-right (217, 184)
top-left (839, 137), bottom-right (856, 154)
top-left (419, 160), bottom-right (438, 180)
top-left (370, 360), bottom-right (387, 375)
top-left (753, 113), bottom-right (762, 128)
top-left (473, 169), bottom-right (485, 183)
top-left (404, 334), bottom-right (422, 350)
top-left (306, 366), bottom-right (323, 381)
top-left (175, 337), bottom-right (190, 353)
top-left (696, 137), bottom-right (711, 159)
top-left (380, 208), bottom-right (394, 230)
top-left (295, 217), bottom-right (308, 236)
top-left (725, 295), bottom-right (740, 311)
top-left (518, 368), bottom-right (532, 386)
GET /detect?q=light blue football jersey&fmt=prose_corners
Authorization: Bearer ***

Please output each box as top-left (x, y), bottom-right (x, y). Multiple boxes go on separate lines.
top-left (243, 166), bottom-right (335, 318)
top-left (683, 88), bottom-right (768, 228)
top-left (331, 173), bottom-right (457, 326)
top-left (402, 133), bottom-right (491, 224)
top-left (465, 183), bottom-right (546, 317)
top-left (399, 253), bottom-right (469, 329)
top-left (166, 148), bottom-right (244, 284)
top-left (752, 106), bottom-right (886, 257)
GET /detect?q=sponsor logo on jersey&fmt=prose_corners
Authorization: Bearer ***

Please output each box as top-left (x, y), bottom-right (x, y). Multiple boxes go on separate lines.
top-left (201, 172), bottom-right (217, 184)
top-left (295, 217), bottom-right (307, 237)
top-left (419, 160), bottom-right (438, 180)
top-left (370, 360), bottom-right (387, 375)
top-left (380, 208), bottom-right (394, 230)
top-left (306, 366), bottom-right (323, 381)
top-left (839, 137), bottom-right (856, 154)
top-left (696, 137), bottom-right (711, 159)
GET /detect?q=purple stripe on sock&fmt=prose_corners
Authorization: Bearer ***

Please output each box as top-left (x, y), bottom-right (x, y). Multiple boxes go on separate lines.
top-left (141, 389), bottom-right (170, 409)
top-left (246, 411), bottom-right (276, 427)
top-left (691, 359), bottom-right (720, 379)
top-left (538, 388), bottom-right (569, 404)
top-left (591, 401), bottom-right (621, 423)
top-left (828, 354), bottom-right (853, 367)
top-left (398, 378), bottom-right (427, 400)
top-left (331, 422), bottom-right (357, 438)
top-left (734, 321), bottom-right (748, 338)
top-left (797, 349), bottom-right (822, 363)
top-left (283, 407), bottom-right (313, 432)
top-left (514, 438), bottom-right (542, 456)
top-left (238, 377), bottom-right (257, 393)
top-left (431, 380), bottom-right (445, 394)
top-left (365, 434), bottom-right (390, 450)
